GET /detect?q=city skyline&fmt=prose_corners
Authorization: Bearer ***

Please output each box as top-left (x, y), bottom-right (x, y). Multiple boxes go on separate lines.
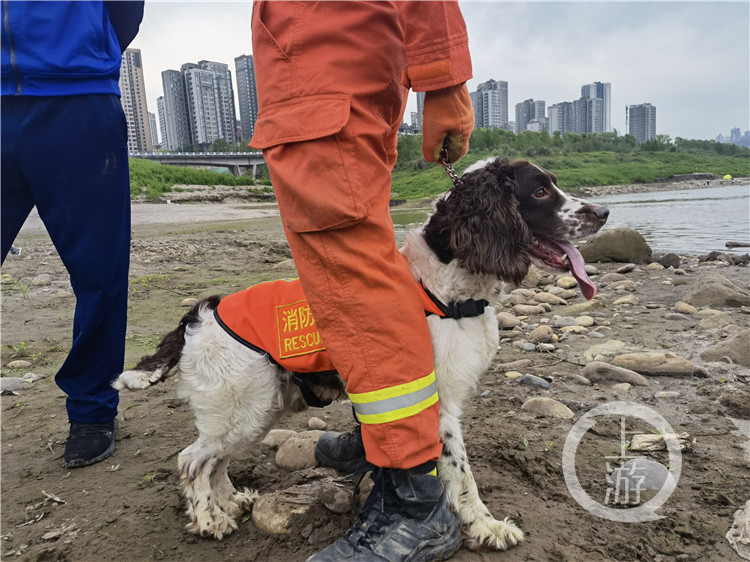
top-left (130, 1), bottom-right (749, 144)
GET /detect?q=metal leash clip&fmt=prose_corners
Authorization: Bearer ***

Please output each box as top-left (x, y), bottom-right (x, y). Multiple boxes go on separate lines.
top-left (439, 144), bottom-right (462, 187)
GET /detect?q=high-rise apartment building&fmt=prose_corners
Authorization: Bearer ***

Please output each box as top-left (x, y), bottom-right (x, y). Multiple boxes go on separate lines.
top-left (515, 98), bottom-right (545, 133)
top-left (548, 102), bottom-right (574, 135)
top-left (182, 61), bottom-right (237, 145)
top-left (627, 103), bottom-right (656, 143)
top-left (470, 79), bottom-right (508, 129)
top-left (157, 96), bottom-right (167, 150)
top-left (577, 96), bottom-right (604, 134)
top-left (119, 48), bottom-right (152, 152)
top-left (234, 54), bottom-right (259, 141)
top-left (160, 61), bottom-right (238, 150)
top-left (148, 112), bottom-right (159, 148)
top-left (580, 82), bottom-right (611, 133)
top-left (161, 69), bottom-right (192, 150)
top-left (415, 91), bottom-right (425, 131)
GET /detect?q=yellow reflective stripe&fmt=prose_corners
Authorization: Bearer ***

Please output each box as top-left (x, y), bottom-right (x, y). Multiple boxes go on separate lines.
top-left (428, 467), bottom-right (438, 476)
top-left (354, 391), bottom-right (439, 425)
top-left (348, 371), bottom-right (436, 404)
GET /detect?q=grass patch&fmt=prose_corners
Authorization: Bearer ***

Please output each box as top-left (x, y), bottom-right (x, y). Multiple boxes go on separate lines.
top-left (392, 149), bottom-right (750, 199)
top-left (129, 158), bottom-right (261, 200)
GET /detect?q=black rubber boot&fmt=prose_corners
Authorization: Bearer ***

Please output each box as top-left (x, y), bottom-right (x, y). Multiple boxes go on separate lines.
top-left (63, 418), bottom-right (118, 468)
top-left (307, 461), bottom-right (461, 562)
top-left (314, 424), bottom-right (369, 473)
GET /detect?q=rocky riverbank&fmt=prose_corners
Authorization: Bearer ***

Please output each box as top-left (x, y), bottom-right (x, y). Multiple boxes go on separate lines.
top-left (141, 174), bottom-right (750, 204)
top-left (1, 202), bottom-right (749, 561)
top-left (578, 175), bottom-right (748, 197)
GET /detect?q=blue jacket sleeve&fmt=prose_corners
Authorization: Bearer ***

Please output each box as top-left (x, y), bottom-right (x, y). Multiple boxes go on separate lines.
top-left (105, 1), bottom-right (145, 52)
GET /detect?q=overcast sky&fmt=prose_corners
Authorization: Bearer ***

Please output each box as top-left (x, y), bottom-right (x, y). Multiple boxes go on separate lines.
top-left (131, 1), bottom-right (749, 143)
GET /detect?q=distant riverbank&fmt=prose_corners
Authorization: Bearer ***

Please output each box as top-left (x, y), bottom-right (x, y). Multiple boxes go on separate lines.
top-left (578, 176), bottom-right (748, 196)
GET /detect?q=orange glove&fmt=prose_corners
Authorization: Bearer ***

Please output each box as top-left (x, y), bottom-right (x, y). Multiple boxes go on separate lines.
top-left (421, 83), bottom-right (474, 163)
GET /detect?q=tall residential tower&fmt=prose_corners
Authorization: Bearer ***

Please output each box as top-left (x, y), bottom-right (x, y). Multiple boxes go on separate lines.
top-left (470, 79), bottom-right (508, 129)
top-left (234, 54), bottom-right (259, 142)
top-left (160, 61), bottom-right (238, 150)
top-left (628, 103), bottom-right (656, 143)
top-left (580, 82), bottom-right (611, 133)
top-left (119, 48), bottom-right (152, 152)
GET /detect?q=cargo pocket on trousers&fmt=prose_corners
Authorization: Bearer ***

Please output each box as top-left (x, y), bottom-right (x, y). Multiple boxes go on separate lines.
top-left (250, 94), bottom-right (366, 233)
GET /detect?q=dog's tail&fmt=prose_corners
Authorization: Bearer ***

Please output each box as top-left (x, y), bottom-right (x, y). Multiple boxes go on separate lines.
top-left (112, 296), bottom-right (221, 391)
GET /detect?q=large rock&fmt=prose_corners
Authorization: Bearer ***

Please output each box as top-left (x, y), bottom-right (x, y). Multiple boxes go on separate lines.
top-left (0, 377), bottom-right (31, 392)
top-left (682, 272), bottom-right (750, 308)
top-left (701, 328), bottom-right (750, 367)
top-left (616, 458), bottom-right (676, 491)
top-left (559, 299), bottom-right (603, 316)
top-left (252, 478), bottom-right (353, 535)
top-left (528, 325), bottom-right (554, 344)
top-left (262, 429), bottom-right (297, 448)
top-left (252, 488), bottom-right (315, 534)
top-left (696, 312), bottom-right (734, 331)
top-left (275, 430), bottom-right (324, 471)
top-left (521, 397), bottom-right (574, 419)
top-left (726, 500), bottom-right (750, 560)
top-left (578, 228), bottom-right (652, 263)
top-left (583, 340), bottom-right (628, 361)
top-left (611, 352), bottom-right (694, 376)
top-left (582, 362), bottom-right (650, 386)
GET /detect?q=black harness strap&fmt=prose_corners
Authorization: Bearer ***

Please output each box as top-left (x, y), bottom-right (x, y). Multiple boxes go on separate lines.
top-left (421, 285), bottom-right (489, 319)
top-left (291, 374), bottom-right (334, 409)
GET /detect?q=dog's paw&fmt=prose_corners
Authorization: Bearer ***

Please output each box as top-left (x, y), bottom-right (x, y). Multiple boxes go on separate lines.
top-left (112, 370), bottom-right (156, 390)
top-left (187, 502), bottom-right (239, 540)
top-left (463, 516), bottom-right (524, 551)
top-left (216, 488), bottom-right (259, 518)
top-left (233, 488), bottom-right (259, 512)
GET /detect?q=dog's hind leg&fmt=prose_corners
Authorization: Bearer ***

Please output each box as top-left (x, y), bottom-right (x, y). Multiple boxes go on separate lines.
top-left (112, 297), bottom-right (221, 391)
top-left (438, 411), bottom-right (524, 551)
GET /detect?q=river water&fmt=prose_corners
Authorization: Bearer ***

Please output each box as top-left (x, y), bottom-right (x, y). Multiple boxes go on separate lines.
top-left (589, 184), bottom-right (750, 255)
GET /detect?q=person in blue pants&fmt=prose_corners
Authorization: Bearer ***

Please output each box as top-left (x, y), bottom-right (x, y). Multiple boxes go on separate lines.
top-left (1, 1), bottom-right (144, 468)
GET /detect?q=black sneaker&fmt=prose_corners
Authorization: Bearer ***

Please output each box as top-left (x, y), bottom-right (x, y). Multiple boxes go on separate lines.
top-left (315, 424), bottom-right (369, 473)
top-left (307, 461), bottom-right (462, 561)
top-left (63, 418), bottom-right (119, 468)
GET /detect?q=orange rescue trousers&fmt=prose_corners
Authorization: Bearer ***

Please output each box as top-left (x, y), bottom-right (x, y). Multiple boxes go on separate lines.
top-left (250, 1), bottom-right (472, 469)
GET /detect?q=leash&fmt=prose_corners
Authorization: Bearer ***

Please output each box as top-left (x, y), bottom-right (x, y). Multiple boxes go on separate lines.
top-left (439, 144), bottom-right (462, 187)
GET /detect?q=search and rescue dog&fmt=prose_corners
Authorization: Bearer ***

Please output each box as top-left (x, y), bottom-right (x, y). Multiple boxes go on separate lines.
top-left (114, 157), bottom-right (608, 550)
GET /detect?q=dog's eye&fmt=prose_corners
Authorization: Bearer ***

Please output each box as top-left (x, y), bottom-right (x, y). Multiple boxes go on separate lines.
top-left (534, 187), bottom-right (548, 198)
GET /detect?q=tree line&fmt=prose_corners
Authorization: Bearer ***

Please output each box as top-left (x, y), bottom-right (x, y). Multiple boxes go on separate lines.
top-left (394, 129), bottom-right (749, 170)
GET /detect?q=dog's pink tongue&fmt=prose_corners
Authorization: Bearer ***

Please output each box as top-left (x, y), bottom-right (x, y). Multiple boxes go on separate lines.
top-left (546, 239), bottom-right (597, 300)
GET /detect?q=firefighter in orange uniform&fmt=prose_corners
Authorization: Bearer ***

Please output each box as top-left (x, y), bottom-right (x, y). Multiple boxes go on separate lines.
top-left (250, 2), bottom-right (473, 559)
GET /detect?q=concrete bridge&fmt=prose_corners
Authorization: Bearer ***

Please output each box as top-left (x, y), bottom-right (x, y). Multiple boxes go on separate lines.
top-left (130, 151), bottom-right (265, 178)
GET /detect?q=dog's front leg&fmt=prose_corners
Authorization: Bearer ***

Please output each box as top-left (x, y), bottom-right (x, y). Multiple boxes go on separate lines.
top-left (210, 457), bottom-right (259, 519)
top-left (179, 442), bottom-right (243, 540)
top-left (438, 412), bottom-right (524, 551)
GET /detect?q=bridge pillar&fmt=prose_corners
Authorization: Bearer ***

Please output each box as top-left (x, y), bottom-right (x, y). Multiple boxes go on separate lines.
top-left (251, 163), bottom-right (257, 179)
top-left (230, 164), bottom-right (241, 178)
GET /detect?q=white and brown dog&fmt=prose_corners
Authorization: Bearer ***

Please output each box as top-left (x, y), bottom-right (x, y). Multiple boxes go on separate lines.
top-left (114, 157), bottom-right (608, 549)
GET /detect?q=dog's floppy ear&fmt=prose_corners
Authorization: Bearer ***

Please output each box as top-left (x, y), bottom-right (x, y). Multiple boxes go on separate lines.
top-left (426, 159), bottom-right (533, 284)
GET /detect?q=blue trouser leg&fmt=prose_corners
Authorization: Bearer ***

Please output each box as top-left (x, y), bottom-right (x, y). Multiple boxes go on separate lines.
top-left (1, 95), bottom-right (131, 423)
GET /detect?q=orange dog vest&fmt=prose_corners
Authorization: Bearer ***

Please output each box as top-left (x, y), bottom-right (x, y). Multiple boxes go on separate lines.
top-left (214, 278), bottom-right (451, 375)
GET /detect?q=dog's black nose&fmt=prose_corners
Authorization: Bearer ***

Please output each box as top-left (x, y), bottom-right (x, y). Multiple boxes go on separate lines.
top-left (577, 204), bottom-right (610, 222)
top-left (593, 205), bottom-right (609, 221)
